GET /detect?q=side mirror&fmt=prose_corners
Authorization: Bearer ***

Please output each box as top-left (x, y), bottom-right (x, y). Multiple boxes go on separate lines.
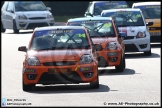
top-left (146, 22), bottom-right (153, 26)
top-left (85, 12), bottom-right (93, 17)
top-left (95, 44), bottom-right (102, 51)
top-left (11, 10), bottom-right (14, 13)
top-left (92, 45), bottom-right (96, 51)
top-left (118, 32), bottom-right (127, 39)
top-left (18, 46), bottom-right (27, 52)
top-left (8, 9), bottom-right (14, 13)
top-left (47, 7), bottom-right (51, 11)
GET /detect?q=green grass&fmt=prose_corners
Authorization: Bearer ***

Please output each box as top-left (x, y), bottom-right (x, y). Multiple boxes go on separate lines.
top-left (54, 16), bottom-right (83, 22)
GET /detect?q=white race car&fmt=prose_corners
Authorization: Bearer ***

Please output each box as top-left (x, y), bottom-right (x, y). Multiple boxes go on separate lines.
top-left (101, 8), bottom-right (153, 56)
top-left (1, 1), bottom-right (55, 33)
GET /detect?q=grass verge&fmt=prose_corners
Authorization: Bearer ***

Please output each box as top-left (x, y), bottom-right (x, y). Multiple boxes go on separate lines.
top-left (54, 16), bottom-right (83, 22)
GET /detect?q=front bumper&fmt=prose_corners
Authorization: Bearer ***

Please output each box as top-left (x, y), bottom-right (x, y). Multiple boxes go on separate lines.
top-left (97, 49), bottom-right (122, 67)
top-left (123, 36), bottom-right (150, 52)
top-left (16, 18), bottom-right (55, 30)
top-left (23, 63), bottom-right (98, 85)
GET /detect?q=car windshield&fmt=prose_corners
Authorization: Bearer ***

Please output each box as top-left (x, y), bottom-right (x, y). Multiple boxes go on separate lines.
top-left (30, 29), bottom-right (90, 51)
top-left (14, 1), bottom-right (47, 11)
top-left (102, 11), bottom-right (144, 26)
top-left (68, 20), bottom-right (115, 37)
top-left (134, 5), bottom-right (161, 19)
top-left (94, 1), bottom-right (129, 15)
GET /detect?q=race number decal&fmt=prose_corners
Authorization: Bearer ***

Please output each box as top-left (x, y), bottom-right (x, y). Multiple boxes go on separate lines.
top-left (78, 33), bottom-right (86, 38)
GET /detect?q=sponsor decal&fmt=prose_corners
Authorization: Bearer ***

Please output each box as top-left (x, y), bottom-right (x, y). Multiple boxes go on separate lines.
top-left (146, 6), bottom-right (160, 8)
top-left (51, 30), bottom-right (73, 34)
top-left (103, 23), bottom-right (112, 27)
top-left (80, 67), bottom-right (93, 72)
top-left (119, 27), bottom-right (127, 35)
top-left (75, 66), bottom-right (80, 71)
top-left (78, 34), bottom-right (86, 38)
top-left (24, 68), bottom-right (36, 73)
top-left (107, 52), bottom-right (118, 56)
top-left (129, 27), bottom-right (135, 32)
top-left (116, 11), bottom-right (132, 15)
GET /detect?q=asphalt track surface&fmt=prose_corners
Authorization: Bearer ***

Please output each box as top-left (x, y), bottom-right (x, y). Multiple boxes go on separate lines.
top-left (1, 28), bottom-right (161, 107)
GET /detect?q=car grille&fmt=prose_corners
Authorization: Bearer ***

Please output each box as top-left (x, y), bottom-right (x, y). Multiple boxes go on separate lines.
top-left (43, 61), bottom-right (76, 66)
top-left (37, 72), bottom-right (83, 84)
top-left (124, 36), bottom-right (134, 40)
top-left (27, 23), bottom-right (48, 29)
top-left (125, 44), bottom-right (139, 52)
top-left (29, 17), bottom-right (46, 20)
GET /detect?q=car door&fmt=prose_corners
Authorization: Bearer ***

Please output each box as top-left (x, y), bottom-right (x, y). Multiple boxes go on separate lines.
top-left (85, 2), bottom-right (94, 17)
top-left (1, 2), bottom-right (9, 29)
top-left (5, 2), bottom-right (14, 29)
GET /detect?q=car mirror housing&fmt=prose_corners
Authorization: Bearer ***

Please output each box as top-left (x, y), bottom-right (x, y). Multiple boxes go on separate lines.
top-left (47, 7), bottom-right (51, 11)
top-left (146, 22), bottom-right (153, 26)
top-left (85, 12), bottom-right (93, 17)
top-left (18, 46), bottom-right (27, 52)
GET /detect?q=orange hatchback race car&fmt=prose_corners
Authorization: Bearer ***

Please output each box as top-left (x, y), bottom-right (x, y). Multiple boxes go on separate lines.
top-left (18, 26), bottom-right (99, 91)
top-left (67, 17), bottom-right (126, 72)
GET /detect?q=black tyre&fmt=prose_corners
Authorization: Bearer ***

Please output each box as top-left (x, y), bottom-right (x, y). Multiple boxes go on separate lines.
top-left (13, 20), bottom-right (19, 34)
top-left (115, 55), bottom-right (124, 72)
top-left (123, 54), bottom-right (126, 69)
top-left (144, 48), bottom-right (151, 56)
top-left (1, 22), bottom-right (6, 33)
top-left (90, 69), bottom-right (99, 89)
top-left (23, 82), bottom-right (35, 91)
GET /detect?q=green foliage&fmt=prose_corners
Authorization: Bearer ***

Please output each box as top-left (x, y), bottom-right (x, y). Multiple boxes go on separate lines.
top-left (54, 16), bottom-right (83, 22)
top-left (43, 2), bottom-right (49, 6)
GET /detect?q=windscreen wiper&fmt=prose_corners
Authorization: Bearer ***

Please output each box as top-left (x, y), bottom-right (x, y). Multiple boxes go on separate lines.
top-left (93, 23), bottom-right (104, 31)
top-left (37, 47), bottom-right (54, 51)
top-left (74, 45), bottom-right (90, 49)
top-left (117, 25), bottom-right (128, 27)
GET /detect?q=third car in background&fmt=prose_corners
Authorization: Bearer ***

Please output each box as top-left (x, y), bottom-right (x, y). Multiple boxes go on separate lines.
top-left (67, 17), bottom-right (126, 72)
top-left (101, 8), bottom-right (153, 56)
top-left (84, 1), bottom-right (129, 17)
top-left (132, 2), bottom-right (161, 43)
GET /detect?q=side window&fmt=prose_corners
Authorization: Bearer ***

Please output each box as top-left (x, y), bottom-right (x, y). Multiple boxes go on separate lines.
top-left (6, 2), bottom-right (14, 12)
top-left (140, 11), bottom-right (146, 25)
top-left (88, 3), bottom-right (94, 14)
top-left (2, 2), bottom-right (8, 11)
top-left (86, 2), bottom-right (92, 13)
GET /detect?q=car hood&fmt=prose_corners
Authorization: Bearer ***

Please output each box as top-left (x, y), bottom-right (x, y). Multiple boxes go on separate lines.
top-left (16, 11), bottom-right (51, 18)
top-left (27, 49), bottom-right (91, 62)
top-left (91, 37), bottom-right (118, 49)
top-left (91, 37), bottom-right (118, 44)
top-left (145, 19), bottom-right (161, 27)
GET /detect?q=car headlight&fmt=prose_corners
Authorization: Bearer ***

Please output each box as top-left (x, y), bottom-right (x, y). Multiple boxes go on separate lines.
top-left (106, 42), bottom-right (117, 50)
top-left (47, 14), bottom-right (53, 19)
top-left (79, 54), bottom-right (93, 64)
top-left (27, 57), bottom-right (40, 66)
top-left (136, 31), bottom-right (146, 38)
top-left (19, 15), bottom-right (28, 20)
